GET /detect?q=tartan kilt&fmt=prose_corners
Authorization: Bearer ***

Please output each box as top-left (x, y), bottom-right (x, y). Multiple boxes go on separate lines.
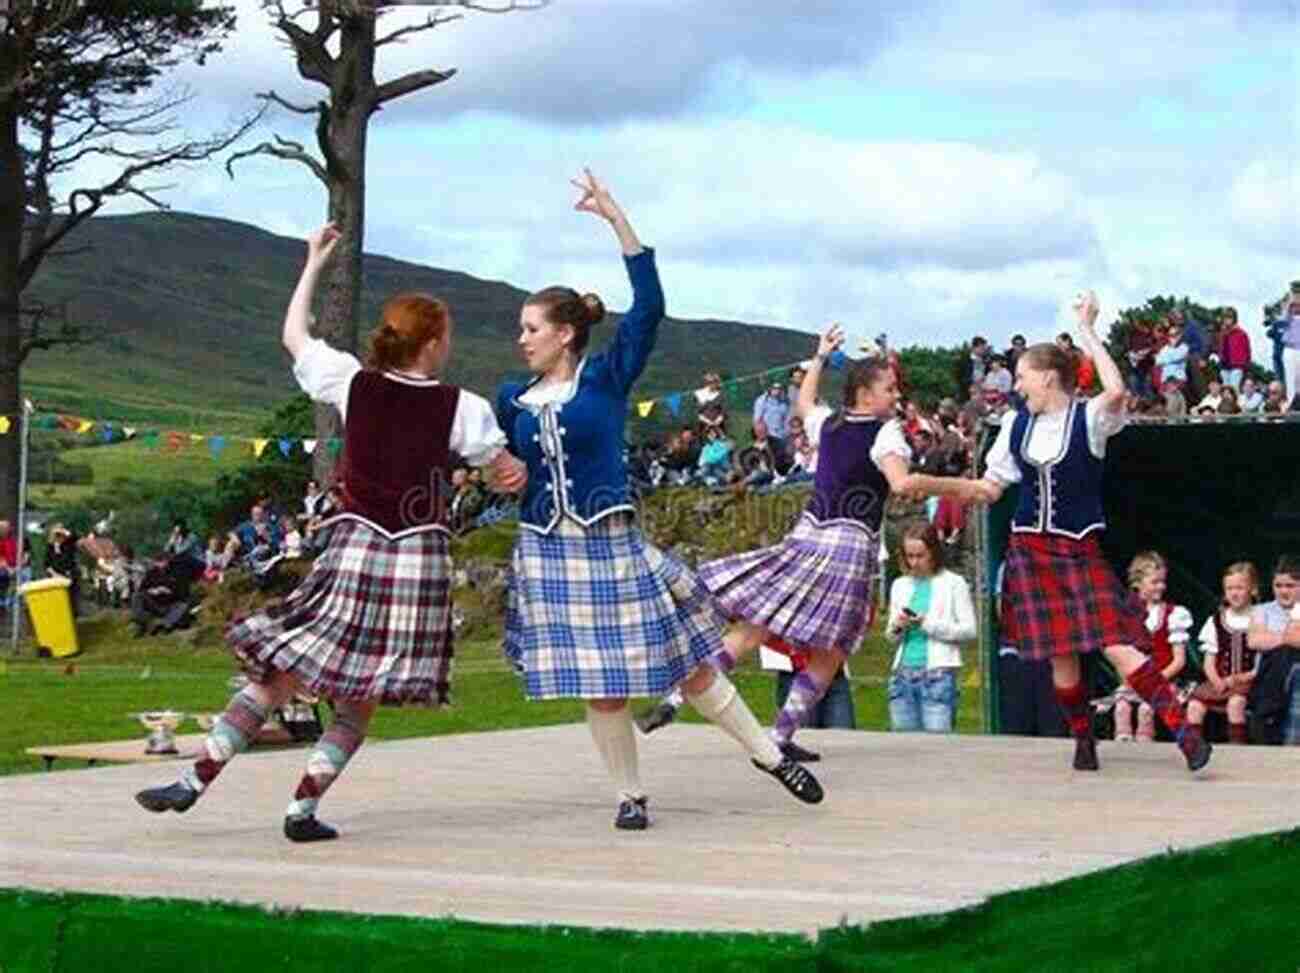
top-left (503, 513), bottom-right (723, 700)
top-left (1000, 531), bottom-right (1149, 661)
top-left (697, 513), bottom-right (878, 655)
top-left (226, 518), bottom-right (453, 705)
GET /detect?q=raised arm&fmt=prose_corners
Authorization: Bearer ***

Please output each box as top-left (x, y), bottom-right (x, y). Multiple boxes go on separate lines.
top-left (1072, 290), bottom-right (1124, 413)
top-left (796, 324), bottom-right (843, 419)
top-left (282, 224), bottom-right (340, 360)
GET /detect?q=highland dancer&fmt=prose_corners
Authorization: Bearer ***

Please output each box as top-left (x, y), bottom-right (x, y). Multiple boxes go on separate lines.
top-left (136, 224), bottom-right (525, 841)
top-left (979, 292), bottom-right (1210, 772)
top-left (499, 171), bottom-right (822, 831)
top-left (639, 324), bottom-right (987, 762)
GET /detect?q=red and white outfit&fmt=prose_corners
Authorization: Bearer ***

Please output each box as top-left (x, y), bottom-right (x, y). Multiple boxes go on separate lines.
top-left (1191, 607), bottom-right (1258, 702)
top-left (1114, 602), bottom-right (1192, 705)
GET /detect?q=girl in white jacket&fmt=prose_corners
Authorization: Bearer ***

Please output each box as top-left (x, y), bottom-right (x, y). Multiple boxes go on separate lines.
top-left (886, 522), bottom-right (975, 732)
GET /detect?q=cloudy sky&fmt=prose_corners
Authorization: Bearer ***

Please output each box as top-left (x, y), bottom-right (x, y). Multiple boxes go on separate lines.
top-left (91, 0), bottom-right (1299, 355)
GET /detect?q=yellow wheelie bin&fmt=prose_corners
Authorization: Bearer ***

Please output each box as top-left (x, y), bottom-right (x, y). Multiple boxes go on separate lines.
top-left (21, 577), bottom-right (79, 658)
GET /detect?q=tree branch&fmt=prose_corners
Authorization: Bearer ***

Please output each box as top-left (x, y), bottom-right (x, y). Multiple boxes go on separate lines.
top-left (257, 89), bottom-right (319, 115)
top-left (226, 133), bottom-right (330, 185)
top-left (374, 67), bottom-right (457, 105)
top-left (375, 11), bottom-right (462, 46)
top-left (17, 300), bottom-right (97, 365)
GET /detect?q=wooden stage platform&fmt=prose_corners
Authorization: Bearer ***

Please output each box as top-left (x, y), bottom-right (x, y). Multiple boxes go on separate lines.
top-left (1, 725), bottom-right (1296, 934)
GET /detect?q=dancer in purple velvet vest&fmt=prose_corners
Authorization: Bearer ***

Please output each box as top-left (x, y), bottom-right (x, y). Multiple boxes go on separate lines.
top-left (978, 291), bottom-right (1210, 773)
top-left (135, 224), bottom-right (526, 842)
top-left (638, 324), bottom-right (989, 761)
top-left (498, 172), bottom-right (822, 832)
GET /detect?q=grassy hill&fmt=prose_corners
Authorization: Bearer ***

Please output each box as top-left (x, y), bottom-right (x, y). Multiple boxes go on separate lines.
top-left (24, 212), bottom-right (820, 434)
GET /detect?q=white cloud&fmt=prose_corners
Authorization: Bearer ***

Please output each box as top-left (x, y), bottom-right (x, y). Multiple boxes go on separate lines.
top-left (1230, 156), bottom-right (1298, 251)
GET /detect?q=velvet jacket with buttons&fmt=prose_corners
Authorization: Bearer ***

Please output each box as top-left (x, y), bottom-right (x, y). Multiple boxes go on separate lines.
top-left (1008, 399), bottom-right (1106, 539)
top-left (496, 248), bottom-right (664, 534)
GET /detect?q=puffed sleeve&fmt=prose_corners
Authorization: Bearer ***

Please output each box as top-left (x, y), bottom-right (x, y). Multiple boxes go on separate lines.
top-left (1084, 396), bottom-right (1127, 458)
top-left (450, 390), bottom-right (507, 467)
top-left (802, 404), bottom-right (833, 448)
top-left (292, 337), bottom-right (361, 422)
top-left (495, 383), bottom-right (522, 456)
top-left (869, 418), bottom-right (913, 467)
top-left (1167, 605), bottom-right (1194, 644)
top-left (1197, 615), bottom-right (1219, 654)
top-left (605, 248), bottom-right (665, 395)
top-left (983, 412), bottom-right (1021, 486)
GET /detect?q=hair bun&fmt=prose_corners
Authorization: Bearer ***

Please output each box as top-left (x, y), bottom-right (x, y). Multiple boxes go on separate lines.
top-left (580, 293), bottom-right (605, 327)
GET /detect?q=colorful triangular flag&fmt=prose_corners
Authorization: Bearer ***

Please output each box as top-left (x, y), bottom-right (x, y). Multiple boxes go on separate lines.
top-left (252, 438), bottom-right (270, 458)
top-left (76, 419), bottom-right (93, 434)
top-left (303, 438), bottom-right (318, 455)
top-left (123, 426), bottom-right (137, 439)
top-left (636, 400), bottom-right (655, 418)
top-left (278, 438), bottom-right (293, 458)
top-left (208, 435), bottom-right (227, 459)
top-left (0, 417), bottom-right (10, 435)
top-left (665, 393), bottom-right (682, 417)
top-left (142, 431), bottom-right (159, 448)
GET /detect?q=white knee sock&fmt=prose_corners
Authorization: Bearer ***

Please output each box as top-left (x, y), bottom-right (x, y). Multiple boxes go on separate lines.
top-left (586, 705), bottom-right (643, 803)
top-left (685, 672), bottom-right (782, 769)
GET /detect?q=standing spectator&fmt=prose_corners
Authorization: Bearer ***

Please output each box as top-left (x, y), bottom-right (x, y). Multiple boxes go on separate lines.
top-left (447, 465), bottom-right (486, 534)
top-left (1240, 377), bottom-right (1265, 412)
top-left (1187, 562), bottom-right (1260, 744)
top-left (1125, 318), bottom-right (1158, 398)
top-left (697, 398), bottom-right (727, 439)
top-left (1215, 308), bottom-right (1251, 391)
top-left (45, 524), bottom-right (81, 617)
top-left (1169, 307), bottom-right (1208, 403)
top-left (957, 337), bottom-right (990, 400)
top-left (302, 479), bottom-right (327, 519)
top-left (752, 380), bottom-right (790, 461)
top-left (1281, 293), bottom-right (1300, 408)
top-left (1005, 334), bottom-right (1027, 376)
top-left (0, 519), bottom-right (16, 608)
top-left (884, 522), bottom-right (974, 733)
top-left (1154, 320), bottom-right (1189, 388)
top-left (1262, 380), bottom-right (1288, 414)
top-left (1056, 333), bottom-right (1095, 394)
top-left (786, 365), bottom-right (806, 404)
top-left (1246, 555), bottom-right (1300, 744)
top-left (982, 355), bottom-right (1013, 407)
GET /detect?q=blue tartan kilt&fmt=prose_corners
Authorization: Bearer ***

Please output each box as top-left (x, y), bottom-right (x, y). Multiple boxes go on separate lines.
top-left (503, 513), bottom-right (725, 700)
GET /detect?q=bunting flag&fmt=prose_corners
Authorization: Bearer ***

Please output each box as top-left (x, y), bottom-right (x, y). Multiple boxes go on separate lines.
top-left (725, 381), bottom-right (749, 408)
top-left (252, 438), bottom-right (270, 458)
top-left (76, 419), bottom-right (93, 434)
top-left (327, 438), bottom-right (343, 458)
top-left (0, 417), bottom-right (10, 435)
top-left (164, 431), bottom-right (185, 452)
top-left (142, 431), bottom-right (159, 449)
top-left (665, 393), bottom-right (682, 417)
top-left (123, 426), bottom-right (137, 439)
top-left (100, 425), bottom-right (114, 443)
top-left (828, 349), bottom-right (848, 371)
top-left (303, 438), bottom-right (318, 455)
top-left (636, 400), bottom-right (655, 418)
top-left (208, 435), bottom-right (227, 459)
top-left (278, 437), bottom-right (294, 458)
top-left (189, 433), bottom-right (204, 444)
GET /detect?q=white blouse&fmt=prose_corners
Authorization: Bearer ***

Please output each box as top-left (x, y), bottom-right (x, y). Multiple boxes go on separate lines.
top-left (984, 398), bottom-right (1126, 486)
top-left (292, 337), bottom-right (506, 466)
top-left (802, 405), bottom-right (913, 468)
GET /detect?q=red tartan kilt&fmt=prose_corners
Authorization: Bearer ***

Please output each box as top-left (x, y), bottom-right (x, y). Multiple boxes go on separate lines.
top-left (1000, 532), bottom-right (1149, 661)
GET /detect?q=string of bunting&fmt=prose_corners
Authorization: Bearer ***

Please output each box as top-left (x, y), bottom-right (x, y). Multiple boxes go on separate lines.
top-left (632, 350), bottom-right (846, 420)
top-left (0, 410), bottom-right (341, 459)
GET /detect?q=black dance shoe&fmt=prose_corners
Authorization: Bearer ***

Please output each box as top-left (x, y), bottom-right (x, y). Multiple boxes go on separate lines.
top-left (779, 740), bottom-right (821, 763)
top-left (614, 796), bottom-right (649, 831)
top-left (283, 815), bottom-right (339, 843)
top-left (135, 781), bottom-right (199, 813)
top-left (1178, 727), bottom-right (1212, 772)
top-left (753, 756), bottom-right (824, 804)
top-left (1072, 737), bottom-right (1100, 771)
top-left (634, 702), bottom-right (678, 735)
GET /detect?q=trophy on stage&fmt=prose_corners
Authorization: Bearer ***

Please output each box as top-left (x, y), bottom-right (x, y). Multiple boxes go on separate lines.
top-left (133, 710), bottom-right (185, 755)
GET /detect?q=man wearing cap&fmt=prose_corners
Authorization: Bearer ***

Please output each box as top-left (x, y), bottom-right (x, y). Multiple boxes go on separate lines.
top-left (752, 380), bottom-right (791, 468)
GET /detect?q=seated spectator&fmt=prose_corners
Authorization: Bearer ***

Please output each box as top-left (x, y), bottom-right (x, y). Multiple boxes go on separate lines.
top-left (696, 427), bottom-right (733, 486)
top-left (1188, 562), bottom-right (1259, 744)
top-left (697, 399), bottom-right (727, 439)
top-left (735, 420), bottom-right (778, 490)
top-left (202, 534), bottom-right (230, 585)
top-left (78, 526), bottom-right (123, 607)
top-left (1217, 385), bottom-right (1241, 415)
top-left (282, 517), bottom-right (306, 558)
top-left (1240, 377), bottom-right (1265, 412)
top-left (234, 504), bottom-right (282, 555)
top-left (660, 427), bottom-right (700, 486)
top-left (1246, 555), bottom-right (1300, 744)
top-left (164, 519), bottom-right (204, 574)
top-left (1193, 379), bottom-right (1224, 415)
top-left (1161, 377), bottom-right (1187, 417)
top-left (1114, 552), bottom-right (1191, 742)
top-left (129, 554), bottom-right (202, 637)
top-left (885, 522), bottom-right (973, 733)
top-left (45, 524), bottom-right (82, 616)
top-left (785, 430), bottom-right (817, 482)
top-left (302, 479), bottom-right (328, 519)
top-left (0, 519), bottom-right (17, 607)
top-left (1262, 380), bottom-right (1288, 414)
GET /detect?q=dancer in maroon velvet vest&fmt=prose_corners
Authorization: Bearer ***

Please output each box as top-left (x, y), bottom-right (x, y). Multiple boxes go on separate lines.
top-left (979, 291), bottom-right (1211, 773)
top-left (135, 224), bottom-right (525, 841)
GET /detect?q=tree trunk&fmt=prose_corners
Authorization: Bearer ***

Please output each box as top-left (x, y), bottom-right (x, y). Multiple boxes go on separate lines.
top-left (312, 14), bottom-right (374, 487)
top-left (0, 99), bottom-right (25, 527)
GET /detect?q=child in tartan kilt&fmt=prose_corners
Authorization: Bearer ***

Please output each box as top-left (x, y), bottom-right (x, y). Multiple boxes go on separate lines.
top-left (137, 224), bottom-right (526, 842)
top-left (1113, 552), bottom-right (1192, 742)
top-left (978, 291), bottom-right (1211, 773)
top-left (498, 172), bottom-right (823, 832)
top-left (1187, 562), bottom-right (1260, 744)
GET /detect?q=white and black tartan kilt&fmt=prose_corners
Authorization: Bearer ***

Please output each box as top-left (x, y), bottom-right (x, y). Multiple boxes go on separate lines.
top-left (503, 513), bottom-right (724, 700)
top-left (227, 518), bottom-right (454, 705)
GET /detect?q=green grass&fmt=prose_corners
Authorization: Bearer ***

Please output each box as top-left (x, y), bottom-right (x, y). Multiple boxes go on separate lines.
top-left (0, 608), bottom-right (983, 776)
top-left (3, 828), bottom-right (1299, 971)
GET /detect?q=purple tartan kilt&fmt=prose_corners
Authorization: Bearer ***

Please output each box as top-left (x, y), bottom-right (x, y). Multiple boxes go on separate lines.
top-left (697, 513), bottom-right (878, 654)
top-left (226, 518), bottom-right (453, 705)
top-left (1000, 531), bottom-right (1149, 662)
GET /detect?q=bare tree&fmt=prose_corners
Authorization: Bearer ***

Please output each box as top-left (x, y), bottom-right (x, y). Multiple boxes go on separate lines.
top-left (228, 0), bottom-right (544, 484)
top-left (0, 1), bottom-right (253, 523)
